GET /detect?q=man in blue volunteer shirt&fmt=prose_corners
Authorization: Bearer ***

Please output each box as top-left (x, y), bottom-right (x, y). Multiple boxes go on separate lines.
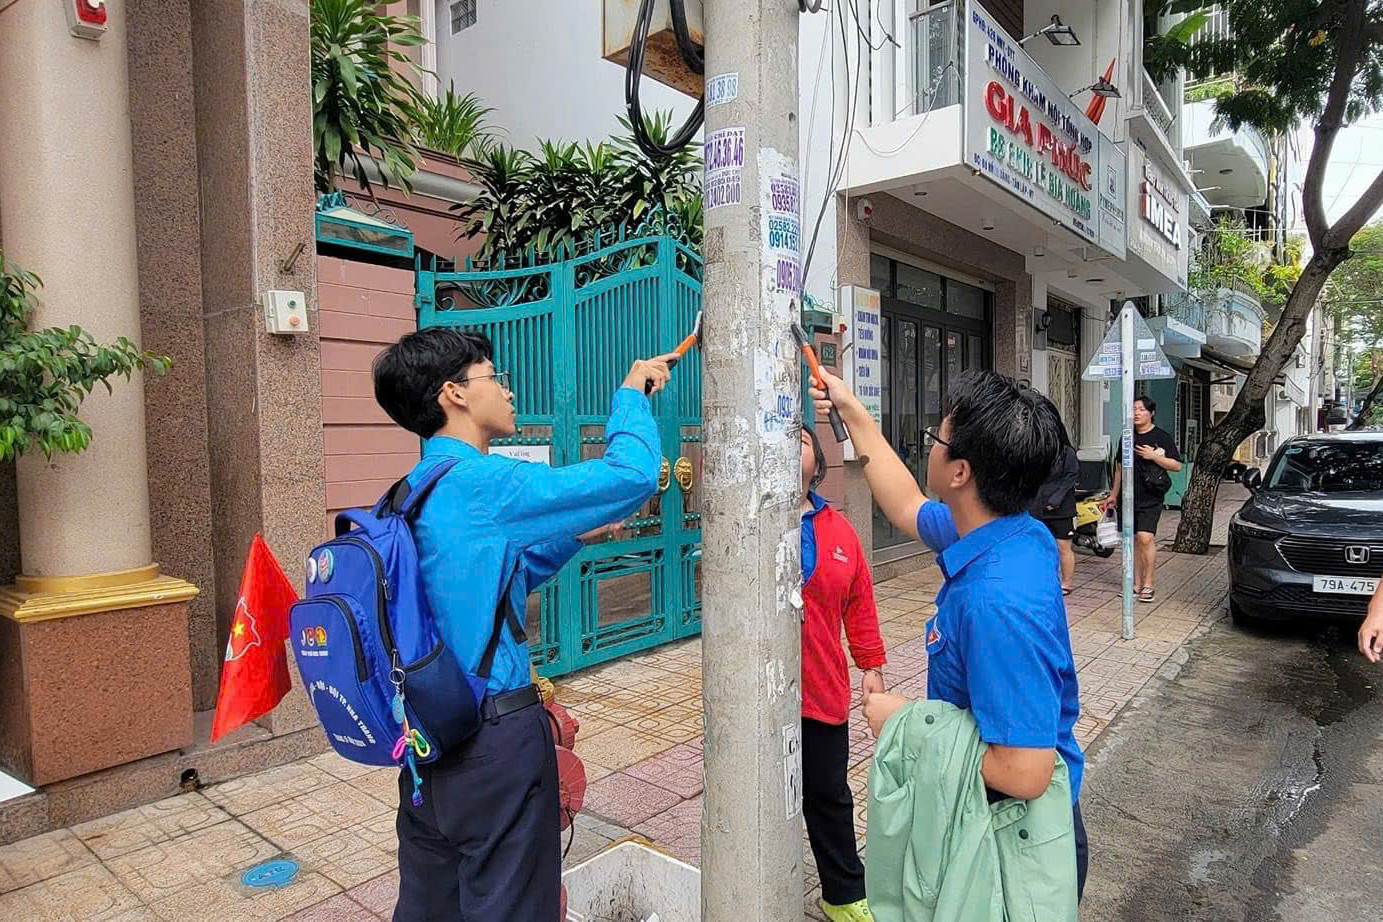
top-left (372, 327), bottom-right (673, 921)
top-left (811, 367), bottom-right (1087, 896)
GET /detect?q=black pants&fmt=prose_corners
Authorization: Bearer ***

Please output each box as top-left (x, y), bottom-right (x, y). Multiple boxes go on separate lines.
top-left (803, 717), bottom-right (867, 906)
top-left (1074, 801), bottom-right (1088, 900)
top-left (393, 699), bottom-right (559, 921)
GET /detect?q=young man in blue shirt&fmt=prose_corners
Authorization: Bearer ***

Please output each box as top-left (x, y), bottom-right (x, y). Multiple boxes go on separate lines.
top-left (372, 327), bottom-right (673, 921)
top-left (811, 367), bottom-right (1088, 896)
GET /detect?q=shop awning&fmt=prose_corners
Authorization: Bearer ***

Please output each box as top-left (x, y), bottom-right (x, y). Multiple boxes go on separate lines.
top-left (1182, 347), bottom-right (1284, 386)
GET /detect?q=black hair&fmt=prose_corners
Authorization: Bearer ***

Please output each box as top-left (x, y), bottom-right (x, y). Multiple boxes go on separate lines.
top-left (372, 327), bottom-right (494, 438)
top-left (804, 425), bottom-right (827, 490)
top-left (1135, 394), bottom-right (1157, 416)
top-left (941, 369), bottom-right (1061, 516)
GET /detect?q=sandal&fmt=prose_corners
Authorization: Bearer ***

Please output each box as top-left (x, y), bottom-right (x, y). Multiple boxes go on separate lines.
top-left (1138, 587), bottom-right (1155, 603)
top-left (1061, 586), bottom-right (1073, 596)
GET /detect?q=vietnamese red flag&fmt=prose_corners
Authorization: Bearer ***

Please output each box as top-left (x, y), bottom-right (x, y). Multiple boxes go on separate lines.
top-left (1086, 59), bottom-right (1117, 126)
top-left (210, 534), bottom-right (298, 742)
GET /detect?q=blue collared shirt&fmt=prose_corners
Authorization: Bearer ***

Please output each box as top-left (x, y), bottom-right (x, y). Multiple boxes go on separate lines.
top-left (410, 387), bottom-right (661, 695)
top-left (801, 491), bottom-right (829, 584)
top-left (916, 501), bottom-right (1084, 801)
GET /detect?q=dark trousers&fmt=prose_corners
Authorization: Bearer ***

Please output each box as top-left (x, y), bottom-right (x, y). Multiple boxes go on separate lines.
top-left (802, 717), bottom-right (867, 906)
top-left (393, 699), bottom-right (559, 922)
top-left (1074, 801), bottom-right (1088, 900)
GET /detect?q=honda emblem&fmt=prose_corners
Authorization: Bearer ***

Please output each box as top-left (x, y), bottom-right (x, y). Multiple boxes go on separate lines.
top-left (1345, 545), bottom-right (1371, 565)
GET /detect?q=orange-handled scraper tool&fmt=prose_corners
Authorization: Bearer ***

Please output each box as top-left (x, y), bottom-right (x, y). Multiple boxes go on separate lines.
top-left (645, 310), bottom-right (703, 395)
top-left (791, 321), bottom-right (848, 442)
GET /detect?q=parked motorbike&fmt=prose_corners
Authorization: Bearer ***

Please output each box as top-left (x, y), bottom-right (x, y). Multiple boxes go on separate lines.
top-left (1073, 492), bottom-right (1117, 557)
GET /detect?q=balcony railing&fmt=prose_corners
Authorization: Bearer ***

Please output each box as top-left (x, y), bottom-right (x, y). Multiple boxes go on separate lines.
top-left (1204, 285), bottom-right (1265, 357)
top-left (1185, 5), bottom-right (1233, 89)
top-left (1163, 292), bottom-right (1206, 332)
top-left (911, 1), bottom-right (962, 114)
top-left (1142, 70), bottom-right (1176, 140)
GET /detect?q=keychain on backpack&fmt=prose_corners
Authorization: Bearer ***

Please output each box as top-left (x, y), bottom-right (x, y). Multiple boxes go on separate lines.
top-left (390, 665), bottom-right (433, 807)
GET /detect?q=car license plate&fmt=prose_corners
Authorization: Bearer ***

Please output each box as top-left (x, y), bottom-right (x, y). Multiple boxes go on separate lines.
top-left (1312, 576), bottom-right (1380, 596)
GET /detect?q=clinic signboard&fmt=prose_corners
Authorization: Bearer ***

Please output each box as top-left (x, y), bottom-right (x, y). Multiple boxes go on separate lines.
top-left (964, 5), bottom-right (1125, 257)
top-left (840, 286), bottom-right (882, 462)
top-left (1127, 143), bottom-right (1189, 289)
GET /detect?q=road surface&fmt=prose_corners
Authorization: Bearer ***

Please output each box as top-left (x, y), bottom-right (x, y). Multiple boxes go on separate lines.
top-left (1081, 608), bottom-right (1383, 921)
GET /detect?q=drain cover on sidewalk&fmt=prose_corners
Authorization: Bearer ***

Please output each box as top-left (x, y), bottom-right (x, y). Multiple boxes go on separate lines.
top-left (241, 858), bottom-right (300, 889)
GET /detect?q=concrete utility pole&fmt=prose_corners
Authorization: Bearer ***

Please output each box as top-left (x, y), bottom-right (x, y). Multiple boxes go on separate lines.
top-left (698, 1), bottom-right (804, 920)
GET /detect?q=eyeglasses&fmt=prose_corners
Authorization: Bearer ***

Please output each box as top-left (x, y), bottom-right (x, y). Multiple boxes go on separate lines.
top-left (923, 426), bottom-right (951, 448)
top-left (462, 370), bottom-right (511, 390)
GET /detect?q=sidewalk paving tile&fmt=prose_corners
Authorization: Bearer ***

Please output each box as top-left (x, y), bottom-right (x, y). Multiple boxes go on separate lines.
top-left (345, 870), bottom-right (398, 918)
top-left (0, 863), bottom-right (140, 921)
top-left (283, 893), bottom-right (376, 921)
top-left (72, 794), bottom-right (231, 862)
top-left (0, 828), bottom-right (96, 893)
top-left (145, 870), bottom-right (338, 921)
top-left (239, 783), bottom-right (391, 854)
top-left (582, 772), bottom-right (684, 827)
top-left (102, 820), bottom-right (279, 904)
top-left (204, 762), bottom-right (337, 817)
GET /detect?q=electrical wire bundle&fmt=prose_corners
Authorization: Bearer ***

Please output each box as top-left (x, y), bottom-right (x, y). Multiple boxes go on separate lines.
top-left (624, 0), bottom-right (705, 158)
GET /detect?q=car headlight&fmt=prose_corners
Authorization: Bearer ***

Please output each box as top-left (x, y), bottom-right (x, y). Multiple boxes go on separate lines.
top-left (1229, 515), bottom-right (1286, 542)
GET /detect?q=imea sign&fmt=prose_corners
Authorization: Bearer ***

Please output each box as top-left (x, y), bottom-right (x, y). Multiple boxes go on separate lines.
top-left (1126, 144), bottom-right (1188, 288)
top-left (964, 7), bottom-right (1124, 255)
top-left (1141, 162), bottom-right (1180, 246)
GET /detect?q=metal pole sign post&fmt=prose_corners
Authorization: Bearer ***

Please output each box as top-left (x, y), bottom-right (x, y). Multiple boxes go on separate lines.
top-left (1083, 301), bottom-right (1176, 640)
top-left (1120, 308), bottom-right (1135, 641)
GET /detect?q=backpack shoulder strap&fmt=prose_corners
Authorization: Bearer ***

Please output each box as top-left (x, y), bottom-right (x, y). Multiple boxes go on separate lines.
top-left (381, 458), bottom-right (461, 519)
top-left (477, 568), bottom-right (528, 680)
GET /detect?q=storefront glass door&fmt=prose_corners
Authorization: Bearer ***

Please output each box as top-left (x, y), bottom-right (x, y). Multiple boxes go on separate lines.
top-left (870, 255), bottom-right (991, 552)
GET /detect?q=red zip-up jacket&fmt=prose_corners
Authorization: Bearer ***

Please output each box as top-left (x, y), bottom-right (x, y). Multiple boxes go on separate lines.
top-left (802, 494), bottom-right (887, 725)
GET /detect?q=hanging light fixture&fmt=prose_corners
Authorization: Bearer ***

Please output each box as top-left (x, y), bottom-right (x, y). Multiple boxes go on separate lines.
top-left (1070, 76), bottom-right (1122, 100)
top-left (1020, 14), bottom-right (1080, 46)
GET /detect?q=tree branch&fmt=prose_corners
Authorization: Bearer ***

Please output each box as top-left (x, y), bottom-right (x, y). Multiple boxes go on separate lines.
top-left (1326, 166), bottom-right (1383, 250)
top-left (1348, 373), bottom-right (1383, 429)
top-left (1305, 0), bottom-right (1369, 248)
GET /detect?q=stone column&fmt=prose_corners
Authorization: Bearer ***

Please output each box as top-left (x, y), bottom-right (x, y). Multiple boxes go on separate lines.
top-left (190, 0), bottom-right (325, 734)
top-left (0, 0), bottom-right (196, 786)
top-left (1079, 309), bottom-right (1110, 469)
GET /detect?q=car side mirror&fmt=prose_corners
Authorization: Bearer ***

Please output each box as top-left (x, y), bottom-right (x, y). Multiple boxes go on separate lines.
top-left (1242, 468), bottom-right (1263, 491)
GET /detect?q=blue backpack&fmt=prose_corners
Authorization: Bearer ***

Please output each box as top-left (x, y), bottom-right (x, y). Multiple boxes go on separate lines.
top-left (289, 459), bottom-right (524, 805)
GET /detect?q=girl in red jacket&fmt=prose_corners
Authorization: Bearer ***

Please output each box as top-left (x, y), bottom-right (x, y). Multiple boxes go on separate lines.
top-left (799, 426), bottom-right (887, 922)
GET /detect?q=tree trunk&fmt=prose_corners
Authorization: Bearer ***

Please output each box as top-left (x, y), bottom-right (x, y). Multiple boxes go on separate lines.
top-left (1173, 250), bottom-right (1345, 554)
top-left (1348, 373), bottom-right (1383, 429)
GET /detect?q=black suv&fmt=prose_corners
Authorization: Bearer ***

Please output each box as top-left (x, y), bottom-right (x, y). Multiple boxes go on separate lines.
top-left (1228, 432), bottom-right (1383, 624)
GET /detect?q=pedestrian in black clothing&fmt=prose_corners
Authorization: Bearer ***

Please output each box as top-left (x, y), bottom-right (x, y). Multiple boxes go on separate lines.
top-left (1101, 395), bottom-right (1182, 602)
top-left (1030, 409), bottom-right (1080, 594)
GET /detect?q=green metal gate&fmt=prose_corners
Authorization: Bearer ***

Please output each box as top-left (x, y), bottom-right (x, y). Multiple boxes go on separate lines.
top-left (416, 231), bottom-right (703, 678)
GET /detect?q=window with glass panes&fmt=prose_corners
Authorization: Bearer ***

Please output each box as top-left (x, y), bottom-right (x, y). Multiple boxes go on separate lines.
top-left (450, 0), bottom-right (476, 33)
